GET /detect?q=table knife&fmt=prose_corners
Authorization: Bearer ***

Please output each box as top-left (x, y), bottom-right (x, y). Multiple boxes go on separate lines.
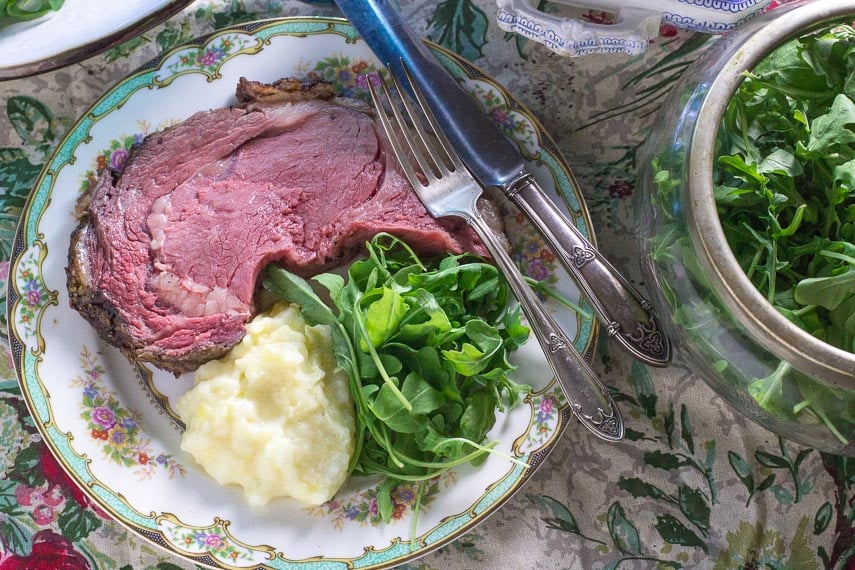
top-left (334, 0), bottom-right (671, 368)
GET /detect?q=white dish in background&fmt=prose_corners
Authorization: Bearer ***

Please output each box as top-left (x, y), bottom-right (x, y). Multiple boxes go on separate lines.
top-left (495, 0), bottom-right (773, 57)
top-left (0, 0), bottom-right (192, 78)
top-left (7, 17), bottom-right (598, 569)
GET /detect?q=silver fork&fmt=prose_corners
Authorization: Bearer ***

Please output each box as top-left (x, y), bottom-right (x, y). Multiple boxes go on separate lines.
top-left (368, 66), bottom-right (624, 442)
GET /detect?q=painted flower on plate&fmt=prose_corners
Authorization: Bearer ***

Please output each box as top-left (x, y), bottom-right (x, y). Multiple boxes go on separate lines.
top-left (106, 425), bottom-right (129, 450)
top-left (307, 475), bottom-right (451, 530)
top-left (90, 406), bottom-right (116, 429)
top-left (108, 148), bottom-right (129, 171)
top-left (198, 47), bottom-right (225, 67)
top-left (72, 346), bottom-right (185, 479)
top-left (526, 258), bottom-right (550, 281)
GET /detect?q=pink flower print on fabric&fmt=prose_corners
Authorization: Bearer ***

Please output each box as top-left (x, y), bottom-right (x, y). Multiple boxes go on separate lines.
top-left (14, 483), bottom-right (66, 526)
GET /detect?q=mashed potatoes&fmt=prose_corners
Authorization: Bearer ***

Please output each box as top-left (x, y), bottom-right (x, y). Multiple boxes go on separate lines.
top-left (176, 302), bottom-right (355, 507)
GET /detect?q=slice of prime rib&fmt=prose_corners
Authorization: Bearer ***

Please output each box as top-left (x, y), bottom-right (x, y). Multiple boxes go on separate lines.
top-left (67, 78), bottom-right (486, 374)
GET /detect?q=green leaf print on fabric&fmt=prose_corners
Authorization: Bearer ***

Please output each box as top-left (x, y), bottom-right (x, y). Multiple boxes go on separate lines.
top-left (0, 96), bottom-right (59, 335)
top-left (529, 493), bottom-right (688, 568)
top-left (577, 32), bottom-right (713, 131)
top-left (0, 354), bottom-right (19, 395)
top-left (639, 405), bottom-right (717, 505)
top-left (815, 502), bottom-right (833, 535)
top-left (618, 476), bottom-right (709, 539)
top-left (155, 20), bottom-right (195, 53)
top-left (527, 494), bottom-right (606, 545)
top-left (645, 449), bottom-right (686, 470)
top-left (0, 399), bottom-right (28, 475)
top-left (0, 514), bottom-right (34, 556)
top-left (7, 97), bottom-right (55, 152)
top-left (755, 438), bottom-right (815, 504)
top-left (103, 35), bottom-right (147, 62)
top-left (422, 530), bottom-right (487, 564)
top-left (655, 514), bottom-right (708, 553)
top-left (57, 501), bottom-right (101, 544)
top-left (607, 502), bottom-right (641, 555)
top-left (729, 450), bottom-right (776, 507)
top-left (427, 0), bottom-right (488, 62)
top-left (0, 98), bottom-right (55, 211)
top-left (0, 478), bottom-right (34, 556)
top-left (11, 445), bottom-right (40, 487)
top-left (195, 0), bottom-right (284, 30)
top-left (0, 478), bottom-right (20, 512)
top-left (820, 453), bottom-right (855, 569)
top-left (617, 477), bottom-right (666, 501)
top-left (630, 360), bottom-right (657, 419)
top-left (680, 404), bottom-right (694, 455)
top-left (664, 401), bottom-right (676, 448)
top-left (677, 486), bottom-right (710, 536)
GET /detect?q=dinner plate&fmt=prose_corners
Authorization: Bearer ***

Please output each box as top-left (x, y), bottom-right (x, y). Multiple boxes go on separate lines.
top-left (7, 17), bottom-right (598, 569)
top-left (0, 0), bottom-right (192, 79)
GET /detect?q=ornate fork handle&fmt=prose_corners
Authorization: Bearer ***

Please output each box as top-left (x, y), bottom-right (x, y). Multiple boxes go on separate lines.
top-left (466, 210), bottom-right (624, 442)
top-left (507, 176), bottom-right (671, 367)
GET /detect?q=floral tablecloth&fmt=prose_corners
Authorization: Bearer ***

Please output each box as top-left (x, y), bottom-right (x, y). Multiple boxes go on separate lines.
top-left (0, 1), bottom-right (852, 569)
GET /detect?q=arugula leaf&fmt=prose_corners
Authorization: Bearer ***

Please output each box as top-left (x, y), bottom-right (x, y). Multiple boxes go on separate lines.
top-left (400, 372), bottom-right (445, 415)
top-left (807, 94), bottom-right (855, 152)
top-left (371, 382), bottom-right (426, 433)
top-left (441, 319), bottom-right (503, 376)
top-left (794, 267), bottom-right (855, 310)
top-left (460, 390), bottom-right (498, 443)
top-left (363, 287), bottom-right (409, 348)
top-left (263, 267), bottom-right (337, 327)
top-left (759, 148), bottom-right (803, 176)
top-left (393, 289), bottom-right (453, 344)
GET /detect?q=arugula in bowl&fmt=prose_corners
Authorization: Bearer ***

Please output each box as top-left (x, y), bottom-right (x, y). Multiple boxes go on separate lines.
top-left (714, 23), bottom-right (855, 440)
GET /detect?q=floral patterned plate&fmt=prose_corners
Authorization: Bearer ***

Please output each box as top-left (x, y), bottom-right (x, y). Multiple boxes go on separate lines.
top-left (7, 17), bottom-right (598, 569)
top-left (0, 0), bottom-right (192, 79)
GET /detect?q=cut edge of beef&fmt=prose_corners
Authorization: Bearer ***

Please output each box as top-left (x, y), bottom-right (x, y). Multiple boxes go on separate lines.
top-left (67, 211), bottom-right (237, 375)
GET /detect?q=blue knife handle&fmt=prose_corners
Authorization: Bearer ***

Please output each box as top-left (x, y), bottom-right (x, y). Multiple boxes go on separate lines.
top-left (335, 0), bottom-right (526, 188)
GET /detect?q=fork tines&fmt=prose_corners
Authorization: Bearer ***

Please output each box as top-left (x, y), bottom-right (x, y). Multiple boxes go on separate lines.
top-left (367, 64), bottom-right (464, 189)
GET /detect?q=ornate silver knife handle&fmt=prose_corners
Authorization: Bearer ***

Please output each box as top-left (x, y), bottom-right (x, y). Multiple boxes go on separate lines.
top-left (507, 175), bottom-right (671, 367)
top-left (467, 214), bottom-right (624, 442)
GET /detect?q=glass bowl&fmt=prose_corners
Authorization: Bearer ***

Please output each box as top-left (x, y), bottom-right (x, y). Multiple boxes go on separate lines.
top-left (635, 0), bottom-right (855, 455)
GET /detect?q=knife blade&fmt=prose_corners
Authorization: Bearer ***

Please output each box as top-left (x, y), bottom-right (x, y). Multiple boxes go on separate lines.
top-left (335, 0), bottom-right (671, 368)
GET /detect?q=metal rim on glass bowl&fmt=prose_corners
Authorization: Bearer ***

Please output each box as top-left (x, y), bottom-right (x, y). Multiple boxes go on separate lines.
top-left (686, 0), bottom-right (855, 389)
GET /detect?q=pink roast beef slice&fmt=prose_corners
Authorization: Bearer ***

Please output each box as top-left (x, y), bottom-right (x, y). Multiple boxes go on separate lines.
top-left (67, 78), bottom-right (484, 374)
